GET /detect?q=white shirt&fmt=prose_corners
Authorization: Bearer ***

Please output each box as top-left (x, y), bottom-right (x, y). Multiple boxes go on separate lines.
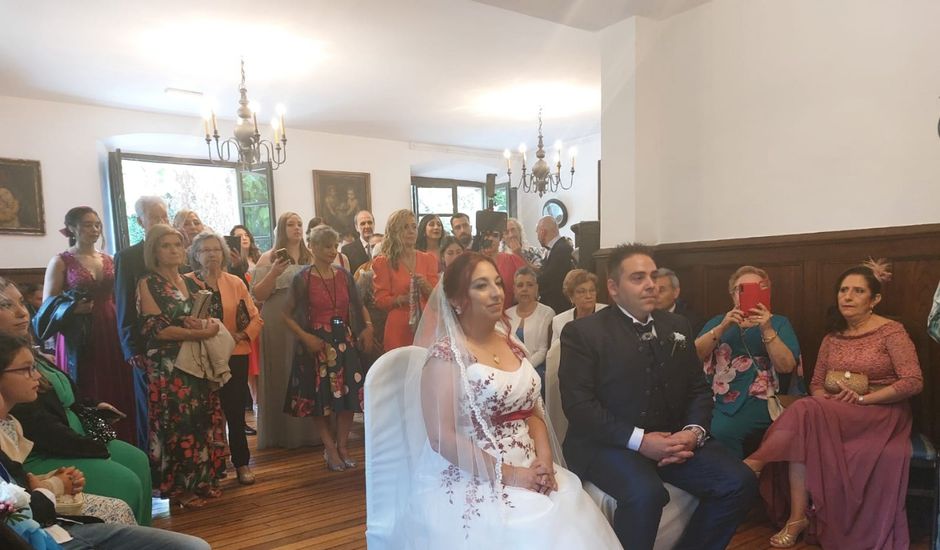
top-left (505, 303), bottom-right (556, 367)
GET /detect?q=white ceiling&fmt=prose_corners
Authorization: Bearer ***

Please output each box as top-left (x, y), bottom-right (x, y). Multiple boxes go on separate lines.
top-left (0, 0), bottom-right (704, 150)
top-left (473, 0), bottom-right (711, 31)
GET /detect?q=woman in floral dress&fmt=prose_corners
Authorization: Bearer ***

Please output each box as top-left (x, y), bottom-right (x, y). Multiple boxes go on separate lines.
top-left (136, 224), bottom-right (226, 508)
top-left (693, 266), bottom-right (801, 458)
top-left (283, 225), bottom-right (373, 472)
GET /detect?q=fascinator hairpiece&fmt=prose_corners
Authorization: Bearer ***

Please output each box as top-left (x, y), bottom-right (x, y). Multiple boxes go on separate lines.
top-left (59, 227), bottom-right (75, 238)
top-left (862, 257), bottom-right (892, 284)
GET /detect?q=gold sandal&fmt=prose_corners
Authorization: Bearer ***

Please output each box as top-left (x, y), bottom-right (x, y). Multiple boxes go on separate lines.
top-left (770, 517), bottom-right (809, 548)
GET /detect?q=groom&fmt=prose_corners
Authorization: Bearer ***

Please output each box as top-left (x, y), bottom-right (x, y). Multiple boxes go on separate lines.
top-left (559, 244), bottom-right (757, 550)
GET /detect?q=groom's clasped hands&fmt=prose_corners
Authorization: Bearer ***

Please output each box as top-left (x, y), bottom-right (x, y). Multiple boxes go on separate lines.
top-left (638, 430), bottom-right (698, 467)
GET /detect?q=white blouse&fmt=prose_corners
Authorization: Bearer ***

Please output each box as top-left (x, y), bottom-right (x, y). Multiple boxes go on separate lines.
top-left (505, 302), bottom-right (555, 367)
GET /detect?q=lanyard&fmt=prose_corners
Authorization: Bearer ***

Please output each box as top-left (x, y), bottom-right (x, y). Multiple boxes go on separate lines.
top-left (312, 264), bottom-right (339, 315)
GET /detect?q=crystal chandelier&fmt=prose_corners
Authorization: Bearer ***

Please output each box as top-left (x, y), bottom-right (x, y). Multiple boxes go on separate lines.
top-left (504, 108), bottom-right (575, 197)
top-left (202, 59), bottom-right (287, 170)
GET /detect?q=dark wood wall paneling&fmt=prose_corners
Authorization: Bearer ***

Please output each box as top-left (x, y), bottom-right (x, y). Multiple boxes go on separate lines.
top-left (594, 224), bottom-right (940, 442)
top-left (0, 267), bottom-right (45, 290)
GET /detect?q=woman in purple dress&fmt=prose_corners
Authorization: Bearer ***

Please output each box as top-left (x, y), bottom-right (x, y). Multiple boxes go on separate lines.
top-left (43, 206), bottom-right (136, 443)
top-left (745, 260), bottom-right (922, 549)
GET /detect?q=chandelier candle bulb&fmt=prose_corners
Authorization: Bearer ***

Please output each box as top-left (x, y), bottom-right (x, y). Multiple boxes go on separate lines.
top-left (211, 111), bottom-right (218, 134)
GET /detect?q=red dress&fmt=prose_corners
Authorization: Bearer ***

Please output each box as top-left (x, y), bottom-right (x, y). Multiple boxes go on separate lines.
top-left (750, 321), bottom-right (922, 550)
top-left (373, 252), bottom-right (439, 351)
top-left (494, 252), bottom-right (526, 309)
top-left (53, 252), bottom-right (137, 444)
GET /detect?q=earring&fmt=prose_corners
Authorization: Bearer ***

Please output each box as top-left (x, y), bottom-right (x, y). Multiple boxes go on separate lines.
top-left (454, 306), bottom-right (463, 315)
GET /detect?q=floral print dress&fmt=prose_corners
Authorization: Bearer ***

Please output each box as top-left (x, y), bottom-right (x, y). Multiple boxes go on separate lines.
top-left (140, 272), bottom-right (227, 499)
top-left (699, 314), bottom-right (801, 457)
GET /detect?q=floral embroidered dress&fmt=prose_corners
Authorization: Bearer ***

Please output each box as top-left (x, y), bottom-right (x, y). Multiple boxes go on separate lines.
top-left (139, 272), bottom-right (226, 499)
top-left (284, 266), bottom-right (365, 417)
top-left (53, 251), bottom-right (137, 444)
top-left (404, 339), bottom-right (620, 548)
top-left (699, 315), bottom-right (801, 457)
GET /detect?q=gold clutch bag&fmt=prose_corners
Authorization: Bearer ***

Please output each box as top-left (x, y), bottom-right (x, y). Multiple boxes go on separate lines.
top-left (824, 370), bottom-right (869, 395)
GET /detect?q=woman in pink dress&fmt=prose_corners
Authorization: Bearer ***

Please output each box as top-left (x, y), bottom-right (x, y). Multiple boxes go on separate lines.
top-left (43, 206), bottom-right (136, 443)
top-left (745, 260), bottom-right (922, 549)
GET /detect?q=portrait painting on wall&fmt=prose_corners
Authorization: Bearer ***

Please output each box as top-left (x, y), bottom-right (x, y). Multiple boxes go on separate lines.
top-left (0, 158), bottom-right (45, 235)
top-left (312, 170), bottom-right (371, 237)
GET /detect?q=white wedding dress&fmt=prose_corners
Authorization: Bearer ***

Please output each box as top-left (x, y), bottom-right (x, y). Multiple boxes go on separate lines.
top-left (404, 356), bottom-right (622, 549)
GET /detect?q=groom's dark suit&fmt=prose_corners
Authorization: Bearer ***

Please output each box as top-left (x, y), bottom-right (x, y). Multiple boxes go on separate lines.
top-left (559, 306), bottom-right (756, 550)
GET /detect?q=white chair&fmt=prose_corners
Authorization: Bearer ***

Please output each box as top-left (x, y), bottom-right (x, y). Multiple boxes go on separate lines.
top-left (364, 345), bottom-right (426, 549)
top-left (545, 340), bottom-right (699, 550)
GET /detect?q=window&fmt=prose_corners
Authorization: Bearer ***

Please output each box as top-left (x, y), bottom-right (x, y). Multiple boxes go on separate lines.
top-left (107, 150), bottom-right (275, 251)
top-left (411, 176), bottom-right (512, 231)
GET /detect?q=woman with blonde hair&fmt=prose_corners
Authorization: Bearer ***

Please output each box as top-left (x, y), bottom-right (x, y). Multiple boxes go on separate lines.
top-left (373, 209), bottom-right (439, 350)
top-left (251, 212), bottom-right (316, 449)
top-left (172, 209), bottom-right (205, 248)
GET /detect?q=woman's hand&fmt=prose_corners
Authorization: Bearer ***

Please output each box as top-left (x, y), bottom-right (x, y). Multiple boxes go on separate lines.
top-left (192, 319), bottom-right (220, 340)
top-left (74, 299), bottom-right (95, 314)
top-left (229, 249), bottom-right (243, 267)
top-left (719, 308), bottom-right (746, 330)
top-left (505, 235), bottom-right (523, 255)
top-left (358, 326), bottom-right (375, 354)
top-left (233, 331), bottom-right (249, 344)
top-left (414, 274), bottom-right (433, 296)
top-left (530, 458), bottom-right (559, 495)
top-left (301, 332), bottom-right (326, 354)
top-left (182, 316), bottom-right (203, 330)
top-left (827, 381), bottom-right (863, 404)
top-left (96, 402), bottom-right (125, 416)
top-left (748, 303), bottom-right (773, 330)
top-left (271, 257), bottom-right (290, 277)
top-left (506, 463), bottom-right (555, 493)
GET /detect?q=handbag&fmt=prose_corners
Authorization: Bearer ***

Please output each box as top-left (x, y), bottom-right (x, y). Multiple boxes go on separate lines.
top-left (73, 406), bottom-right (117, 444)
top-left (236, 299), bottom-right (251, 332)
top-left (824, 370), bottom-right (869, 395)
top-left (739, 330), bottom-right (789, 420)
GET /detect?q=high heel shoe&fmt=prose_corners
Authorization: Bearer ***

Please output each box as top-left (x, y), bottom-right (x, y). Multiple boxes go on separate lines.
top-left (324, 450), bottom-right (346, 472)
top-left (770, 517), bottom-right (809, 548)
top-left (171, 493), bottom-right (206, 509)
top-left (337, 447), bottom-right (357, 469)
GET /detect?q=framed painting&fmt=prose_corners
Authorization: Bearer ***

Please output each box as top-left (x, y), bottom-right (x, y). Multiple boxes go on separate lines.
top-left (0, 158), bottom-right (45, 235)
top-left (312, 170), bottom-right (371, 237)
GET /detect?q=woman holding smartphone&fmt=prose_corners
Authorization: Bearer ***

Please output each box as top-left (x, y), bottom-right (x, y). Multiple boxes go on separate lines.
top-left (693, 266), bottom-right (801, 458)
top-left (251, 212), bottom-right (315, 450)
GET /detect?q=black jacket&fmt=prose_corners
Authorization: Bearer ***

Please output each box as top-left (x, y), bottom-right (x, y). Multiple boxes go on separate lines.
top-left (558, 306), bottom-right (712, 477)
top-left (114, 242), bottom-right (146, 361)
top-left (537, 237), bottom-right (574, 314)
top-left (342, 238), bottom-right (370, 276)
top-left (673, 299), bottom-right (706, 338)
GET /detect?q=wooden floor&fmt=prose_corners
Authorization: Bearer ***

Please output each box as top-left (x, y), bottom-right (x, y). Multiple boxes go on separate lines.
top-left (152, 414), bottom-right (929, 549)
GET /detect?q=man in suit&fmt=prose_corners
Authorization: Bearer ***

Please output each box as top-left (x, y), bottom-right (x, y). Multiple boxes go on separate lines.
top-left (341, 210), bottom-right (376, 274)
top-left (559, 244), bottom-right (756, 550)
top-left (535, 215), bottom-right (574, 314)
top-left (114, 195), bottom-right (168, 451)
top-left (654, 267), bottom-right (706, 336)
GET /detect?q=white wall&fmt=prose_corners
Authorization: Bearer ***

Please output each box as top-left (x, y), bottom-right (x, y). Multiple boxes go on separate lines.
top-left (0, 95), bottom-right (502, 268)
top-left (631, 0), bottom-right (940, 243)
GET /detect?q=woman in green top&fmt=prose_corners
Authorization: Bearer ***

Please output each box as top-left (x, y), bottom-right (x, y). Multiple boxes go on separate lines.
top-left (0, 276), bottom-right (151, 525)
top-left (693, 266), bottom-right (802, 458)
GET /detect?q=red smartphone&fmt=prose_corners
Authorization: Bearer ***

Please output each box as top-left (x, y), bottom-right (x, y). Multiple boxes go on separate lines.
top-left (738, 282), bottom-right (771, 313)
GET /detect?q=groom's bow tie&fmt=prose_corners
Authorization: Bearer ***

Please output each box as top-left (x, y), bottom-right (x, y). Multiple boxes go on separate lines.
top-left (634, 321), bottom-right (655, 341)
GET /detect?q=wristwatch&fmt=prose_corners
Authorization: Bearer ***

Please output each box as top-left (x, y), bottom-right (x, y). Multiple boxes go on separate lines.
top-left (857, 395), bottom-right (865, 404)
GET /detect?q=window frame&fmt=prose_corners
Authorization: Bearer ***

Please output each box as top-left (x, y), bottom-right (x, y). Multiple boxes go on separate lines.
top-left (411, 176), bottom-right (514, 224)
top-left (107, 148), bottom-right (276, 251)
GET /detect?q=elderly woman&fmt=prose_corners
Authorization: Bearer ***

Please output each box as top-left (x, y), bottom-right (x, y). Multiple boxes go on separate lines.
top-left (694, 266), bottom-right (800, 459)
top-left (185, 231), bottom-right (263, 485)
top-left (283, 225), bottom-right (374, 471)
top-left (137, 224), bottom-right (226, 508)
top-left (550, 269), bottom-right (606, 344)
top-left (252, 211), bottom-right (315, 449)
top-left (0, 277), bottom-right (152, 525)
top-left (172, 209), bottom-right (205, 248)
top-left (501, 217), bottom-right (545, 269)
top-left (745, 261), bottom-right (921, 548)
top-left (505, 267), bottom-right (555, 393)
top-left (373, 209), bottom-right (439, 350)
top-left (416, 214), bottom-right (444, 267)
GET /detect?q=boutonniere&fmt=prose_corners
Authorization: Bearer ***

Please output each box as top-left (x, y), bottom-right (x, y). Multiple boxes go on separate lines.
top-left (670, 332), bottom-right (687, 356)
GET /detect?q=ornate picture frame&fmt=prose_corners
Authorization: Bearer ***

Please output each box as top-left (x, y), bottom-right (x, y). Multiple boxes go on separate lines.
top-left (312, 170), bottom-right (371, 237)
top-left (0, 158), bottom-right (45, 235)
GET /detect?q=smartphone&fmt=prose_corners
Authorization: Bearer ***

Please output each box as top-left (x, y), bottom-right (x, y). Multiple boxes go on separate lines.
top-left (738, 282), bottom-right (771, 313)
top-left (224, 235), bottom-right (241, 253)
top-left (274, 248), bottom-right (293, 264)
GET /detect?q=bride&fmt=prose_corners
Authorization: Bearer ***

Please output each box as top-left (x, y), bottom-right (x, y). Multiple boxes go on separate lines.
top-left (396, 252), bottom-right (620, 548)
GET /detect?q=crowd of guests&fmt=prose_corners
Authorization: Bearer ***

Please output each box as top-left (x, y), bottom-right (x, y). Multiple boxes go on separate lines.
top-left (6, 194), bottom-right (926, 550)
